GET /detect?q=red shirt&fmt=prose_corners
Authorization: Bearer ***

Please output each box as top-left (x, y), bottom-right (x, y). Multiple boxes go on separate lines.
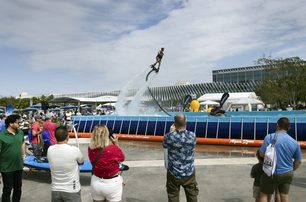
top-left (88, 145), bottom-right (125, 178)
top-left (31, 122), bottom-right (41, 144)
top-left (43, 120), bottom-right (57, 145)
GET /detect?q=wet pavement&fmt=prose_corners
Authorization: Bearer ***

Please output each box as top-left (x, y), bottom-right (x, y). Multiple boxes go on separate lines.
top-left (1, 139), bottom-right (305, 202)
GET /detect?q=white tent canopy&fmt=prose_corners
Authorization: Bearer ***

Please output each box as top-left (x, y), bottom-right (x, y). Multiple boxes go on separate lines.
top-left (51, 95), bottom-right (117, 103)
top-left (197, 92), bottom-right (264, 111)
top-left (199, 100), bottom-right (220, 105)
top-left (200, 100), bottom-right (220, 110)
top-left (100, 103), bottom-right (116, 107)
top-left (71, 95), bottom-right (117, 103)
top-left (228, 98), bottom-right (263, 105)
top-left (197, 92), bottom-right (258, 102)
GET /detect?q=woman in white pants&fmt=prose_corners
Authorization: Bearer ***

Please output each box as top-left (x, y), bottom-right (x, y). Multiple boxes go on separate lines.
top-left (88, 125), bottom-right (125, 202)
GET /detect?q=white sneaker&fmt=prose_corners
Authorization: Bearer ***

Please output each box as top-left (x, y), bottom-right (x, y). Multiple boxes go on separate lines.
top-left (23, 167), bottom-right (30, 172)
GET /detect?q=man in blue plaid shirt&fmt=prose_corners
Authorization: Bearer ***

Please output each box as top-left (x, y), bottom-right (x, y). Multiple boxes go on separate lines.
top-left (163, 114), bottom-right (198, 202)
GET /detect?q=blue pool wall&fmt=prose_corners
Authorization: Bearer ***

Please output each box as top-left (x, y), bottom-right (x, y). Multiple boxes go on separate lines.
top-left (72, 110), bottom-right (306, 141)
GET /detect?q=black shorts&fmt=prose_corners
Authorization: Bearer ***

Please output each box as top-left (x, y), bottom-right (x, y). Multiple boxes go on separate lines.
top-left (260, 171), bottom-right (293, 194)
top-left (156, 56), bottom-right (163, 61)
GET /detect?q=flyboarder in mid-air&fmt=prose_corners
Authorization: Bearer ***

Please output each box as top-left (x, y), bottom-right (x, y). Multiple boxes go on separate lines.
top-left (146, 47), bottom-right (165, 81)
top-left (150, 47), bottom-right (164, 72)
top-left (145, 47), bottom-right (170, 116)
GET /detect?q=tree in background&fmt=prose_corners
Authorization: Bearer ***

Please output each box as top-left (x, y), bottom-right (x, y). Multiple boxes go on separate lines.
top-left (0, 95), bottom-right (54, 109)
top-left (0, 97), bottom-right (16, 108)
top-left (256, 57), bottom-right (306, 109)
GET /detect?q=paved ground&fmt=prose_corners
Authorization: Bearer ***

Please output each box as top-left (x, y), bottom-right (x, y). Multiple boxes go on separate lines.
top-left (1, 139), bottom-right (305, 202)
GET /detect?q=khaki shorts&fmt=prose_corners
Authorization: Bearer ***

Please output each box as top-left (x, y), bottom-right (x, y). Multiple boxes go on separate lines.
top-left (260, 171), bottom-right (293, 195)
top-left (253, 186), bottom-right (260, 199)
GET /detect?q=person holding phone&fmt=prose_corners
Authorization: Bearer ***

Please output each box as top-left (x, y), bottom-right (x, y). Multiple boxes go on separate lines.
top-left (88, 125), bottom-right (125, 202)
top-left (163, 114), bottom-right (199, 202)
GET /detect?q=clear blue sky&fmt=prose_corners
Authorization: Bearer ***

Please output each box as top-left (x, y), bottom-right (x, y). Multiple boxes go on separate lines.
top-left (1, 0), bottom-right (306, 97)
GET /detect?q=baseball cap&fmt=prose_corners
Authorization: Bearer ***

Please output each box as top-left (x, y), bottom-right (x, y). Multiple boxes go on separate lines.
top-left (35, 115), bottom-right (42, 120)
top-left (46, 113), bottom-right (53, 119)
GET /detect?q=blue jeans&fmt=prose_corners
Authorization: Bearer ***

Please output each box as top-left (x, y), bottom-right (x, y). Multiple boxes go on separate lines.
top-left (31, 144), bottom-right (42, 158)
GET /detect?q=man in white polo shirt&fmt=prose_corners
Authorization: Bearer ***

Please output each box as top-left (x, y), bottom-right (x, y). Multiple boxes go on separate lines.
top-left (47, 126), bottom-right (84, 202)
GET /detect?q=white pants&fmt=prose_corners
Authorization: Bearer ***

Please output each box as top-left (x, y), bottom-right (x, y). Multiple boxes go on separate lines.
top-left (90, 174), bottom-right (123, 202)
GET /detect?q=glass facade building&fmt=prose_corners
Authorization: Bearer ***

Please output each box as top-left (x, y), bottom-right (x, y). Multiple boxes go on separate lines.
top-left (53, 81), bottom-right (260, 104)
top-left (212, 65), bottom-right (267, 83)
top-left (51, 65), bottom-right (264, 105)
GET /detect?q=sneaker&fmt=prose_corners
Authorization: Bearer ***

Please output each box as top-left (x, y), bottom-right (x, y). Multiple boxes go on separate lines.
top-left (23, 167), bottom-right (30, 172)
top-left (119, 163), bottom-right (129, 171)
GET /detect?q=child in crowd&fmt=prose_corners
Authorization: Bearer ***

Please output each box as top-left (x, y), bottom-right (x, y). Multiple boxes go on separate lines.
top-left (251, 150), bottom-right (280, 202)
top-left (251, 149), bottom-right (264, 202)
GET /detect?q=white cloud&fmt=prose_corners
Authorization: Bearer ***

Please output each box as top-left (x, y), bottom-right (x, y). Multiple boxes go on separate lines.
top-left (1, 0), bottom-right (306, 95)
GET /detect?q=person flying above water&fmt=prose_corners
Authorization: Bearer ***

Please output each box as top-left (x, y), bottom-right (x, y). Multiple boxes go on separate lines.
top-left (151, 47), bottom-right (164, 72)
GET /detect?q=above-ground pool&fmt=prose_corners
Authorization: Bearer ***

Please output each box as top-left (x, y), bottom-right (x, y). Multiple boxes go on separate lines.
top-left (72, 111), bottom-right (306, 144)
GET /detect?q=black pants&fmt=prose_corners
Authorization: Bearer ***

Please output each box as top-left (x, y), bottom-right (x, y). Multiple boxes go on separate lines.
top-left (166, 171), bottom-right (199, 202)
top-left (1, 170), bottom-right (23, 202)
top-left (41, 143), bottom-right (50, 157)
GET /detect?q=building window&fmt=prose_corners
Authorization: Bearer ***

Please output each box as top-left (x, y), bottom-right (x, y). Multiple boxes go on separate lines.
top-left (238, 72), bottom-right (245, 82)
top-left (216, 74), bottom-right (224, 82)
top-left (230, 72), bottom-right (238, 82)
top-left (224, 73), bottom-right (231, 82)
top-left (245, 71), bottom-right (254, 82)
top-left (253, 71), bottom-right (262, 81)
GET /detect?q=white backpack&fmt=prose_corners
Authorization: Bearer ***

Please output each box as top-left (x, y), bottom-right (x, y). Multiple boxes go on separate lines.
top-left (263, 133), bottom-right (278, 177)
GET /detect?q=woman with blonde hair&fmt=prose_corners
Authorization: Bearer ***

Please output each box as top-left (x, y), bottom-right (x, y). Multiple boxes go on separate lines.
top-left (88, 125), bottom-right (125, 202)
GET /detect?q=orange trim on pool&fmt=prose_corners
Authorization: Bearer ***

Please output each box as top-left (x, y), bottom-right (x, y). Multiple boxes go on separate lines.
top-left (68, 132), bottom-right (306, 148)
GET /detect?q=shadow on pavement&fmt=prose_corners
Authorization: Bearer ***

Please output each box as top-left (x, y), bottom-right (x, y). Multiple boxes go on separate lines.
top-left (125, 198), bottom-right (147, 202)
top-left (23, 170), bottom-right (51, 184)
top-left (22, 170), bottom-right (91, 186)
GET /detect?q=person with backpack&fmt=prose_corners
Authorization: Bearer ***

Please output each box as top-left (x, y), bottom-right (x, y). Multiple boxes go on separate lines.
top-left (259, 117), bottom-right (302, 202)
top-left (41, 130), bottom-right (51, 158)
top-left (41, 113), bottom-right (57, 157)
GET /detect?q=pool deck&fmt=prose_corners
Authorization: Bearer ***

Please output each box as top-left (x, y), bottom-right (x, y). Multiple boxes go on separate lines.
top-left (1, 139), bottom-right (305, 202)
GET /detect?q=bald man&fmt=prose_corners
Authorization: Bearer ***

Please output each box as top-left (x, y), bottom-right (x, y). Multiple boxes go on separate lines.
top-left (163, 114), bottom-right (199, 202)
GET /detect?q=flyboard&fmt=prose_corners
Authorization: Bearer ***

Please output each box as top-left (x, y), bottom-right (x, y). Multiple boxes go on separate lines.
top-left (145, 59), bottom-right (171, 116)
top-left (209, 92), bottom-right (230, 116)
top-left (23, 156), bottom-right (92, 172)
top-left (23, 124), bottom-right (92, 172)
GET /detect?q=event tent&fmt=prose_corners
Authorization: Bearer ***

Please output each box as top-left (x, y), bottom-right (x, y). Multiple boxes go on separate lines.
top-left (199, 100), bottom-right (220, 110)
top-left (197, 92), bottom-right (263, 111)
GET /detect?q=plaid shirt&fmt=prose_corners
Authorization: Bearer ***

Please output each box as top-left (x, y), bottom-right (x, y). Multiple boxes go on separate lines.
top-left (163, 130), bottom-right (196, 178)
